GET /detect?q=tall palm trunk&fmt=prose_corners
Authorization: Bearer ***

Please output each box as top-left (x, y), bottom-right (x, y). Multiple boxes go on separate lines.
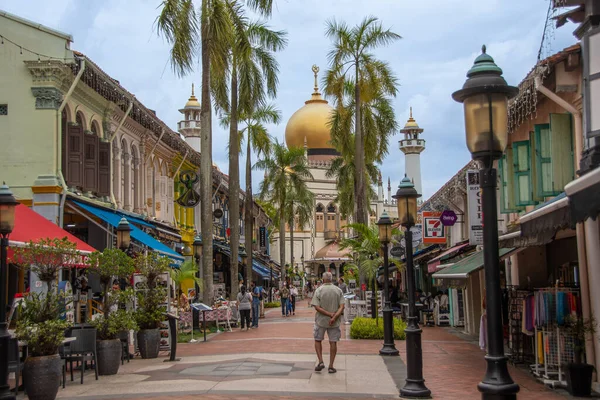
top-left (279, 199), bottom-right (286, 284)
top-left (354, 65), bottom-right (367, 227)
top-left (245, 137), bottom-right (253, 285)
top-left (228, 63), bottom-right (240, 299)
top-left (200, 0), bottom-right (214, 305)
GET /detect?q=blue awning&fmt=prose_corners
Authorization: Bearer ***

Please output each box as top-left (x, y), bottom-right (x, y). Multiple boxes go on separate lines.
top-left (214, 242), bottom-right (277, 280)
top-left (72, 201), bottom-right (184, 266)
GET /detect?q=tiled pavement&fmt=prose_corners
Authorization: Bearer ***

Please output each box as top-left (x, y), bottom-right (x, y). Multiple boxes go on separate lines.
top-left (46, 299), bottom-right (574, 400)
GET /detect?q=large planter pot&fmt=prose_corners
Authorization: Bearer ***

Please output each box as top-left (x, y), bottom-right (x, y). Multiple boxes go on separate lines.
top-left (23, 354), bottom-right (62, 400)
top-left (565, 363), bottom-right (594, 397)
top-left (137, 329), bottom-right (160, 359)
top-left (97, 339), bottom-right (122, 376)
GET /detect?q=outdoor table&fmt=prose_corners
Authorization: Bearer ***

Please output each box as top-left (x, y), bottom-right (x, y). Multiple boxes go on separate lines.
top-left (399, 302), bottom-right (424, 320)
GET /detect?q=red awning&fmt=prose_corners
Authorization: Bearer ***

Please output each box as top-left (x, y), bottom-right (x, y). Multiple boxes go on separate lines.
top-left (8, 204), bottom-right (96, 267)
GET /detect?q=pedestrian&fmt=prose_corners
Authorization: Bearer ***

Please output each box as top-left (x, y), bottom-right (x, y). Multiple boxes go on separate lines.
top-left (280, 283), bottom-right (290, 317)
top-left (311, 271), bottom-right (344, 374)
top-left (250, 282), bottom-right (261, 328)
top-left (290, 284), bottom-right (298, 315)
top-left (237, 285), bottom-right (252, 331)
top-left (338, 277), bottom-right (348, 294)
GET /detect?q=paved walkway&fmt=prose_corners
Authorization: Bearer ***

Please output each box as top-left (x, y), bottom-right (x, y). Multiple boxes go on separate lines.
top-left (51, 298), bottom-right (572, 400)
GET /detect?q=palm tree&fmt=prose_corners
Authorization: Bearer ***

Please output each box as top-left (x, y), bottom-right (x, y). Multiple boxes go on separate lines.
top-left (215, 20), bottom-right (286, 295)
top-left (156, 0), bottom-right (275, 304)
top-left (283, 183), bottom-right (314, 273)
top-left (170, 259), bottom-right (203, 306)
top-left (240, 105), bottom-right (280, 281)
top-left (256, 142), bottom-right (313, 283)
top-left (323, 16), bottom-right (400, 227)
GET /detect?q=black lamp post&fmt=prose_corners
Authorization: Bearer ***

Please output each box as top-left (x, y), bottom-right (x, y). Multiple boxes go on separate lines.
top-left (269, 256), bottom-right (273, 302)
top-left (393, 176), bottom-right (430, 398)
top-left (377, 211), bottom-right (399, 356)
top-left (116, 217), bottom-right (131, 251)
top-left (452, 45), bottom-right (519, 400)
top-left (0, 184), bottom-right (18, 400)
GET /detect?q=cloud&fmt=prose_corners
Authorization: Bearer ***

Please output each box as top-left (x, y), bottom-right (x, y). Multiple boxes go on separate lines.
top-left (1, 0), bottom-right (579, 202)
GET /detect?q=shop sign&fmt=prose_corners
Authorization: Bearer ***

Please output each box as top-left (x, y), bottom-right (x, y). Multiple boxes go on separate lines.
top-left (423, 211), bottom-right (446, 244)
top-left (390, 246), bottom-right (405, 258)
top-left (176, 170), bottom-right (201, 207)
top-left (440, 210), bottom-right (457, 226)
top-left (466, 170), bottom-right (483, 245)
top-left (259, 226), bottom-right (267, 249)
top-left (156, 229), bottom-right (181, 242)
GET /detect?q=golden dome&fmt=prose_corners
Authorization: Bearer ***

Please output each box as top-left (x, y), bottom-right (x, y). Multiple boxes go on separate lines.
top-left (400, 107), bottom-right (424, 133)
top-left (185, 83), bottom-right (201, 108)
top-left (285, 66), bottom-right (335, 150)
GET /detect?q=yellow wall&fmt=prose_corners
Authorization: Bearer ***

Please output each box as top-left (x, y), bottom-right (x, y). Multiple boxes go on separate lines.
top-left (0, 14), bottom-right (73, 200)
top-left (173, 157), bottom-right (199, 253)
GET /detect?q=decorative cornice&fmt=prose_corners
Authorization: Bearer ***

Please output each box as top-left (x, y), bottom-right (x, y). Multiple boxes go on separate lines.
top-left (25, 60), bottom-right (73, 92)
top-left (31, 87), bottom-right (63, 109)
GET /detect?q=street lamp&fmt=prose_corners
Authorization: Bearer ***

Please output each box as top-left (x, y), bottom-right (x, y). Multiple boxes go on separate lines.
top-left (393, 176), bottom-right (430, 398)
top-left (452, 45), bottom-right (519, 400)
top-left (116, 217), bottom-right (131, 251)
top-left (376, 210), bottom-right (398, 356)
top-left (193, 236), bottom-right (203, 264)
top-left (0, 183), bottom-right (18, 400)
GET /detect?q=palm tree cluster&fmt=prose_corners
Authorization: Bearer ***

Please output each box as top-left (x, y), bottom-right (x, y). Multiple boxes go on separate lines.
top-left (157, 0), bottom-right (286, 301)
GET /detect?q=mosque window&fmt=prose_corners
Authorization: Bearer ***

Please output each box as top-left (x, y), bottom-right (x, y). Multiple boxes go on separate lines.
top-left (315, 203), bottom-right (324, 232)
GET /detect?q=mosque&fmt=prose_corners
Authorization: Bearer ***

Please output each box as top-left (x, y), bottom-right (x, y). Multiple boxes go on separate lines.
top-left (270, 66), bottom-right (426, 281)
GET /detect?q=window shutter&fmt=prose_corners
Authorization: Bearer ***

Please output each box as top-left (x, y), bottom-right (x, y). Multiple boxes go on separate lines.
top-left (83, 134), bottom-right (98, 192)
top-left (529, 131), bottom-right (543, 202)
top-left (67, 125), bottom-right (84, 187)
top-left (167, 178), bottom-right (174, 223)
top-left (513, 140), bottom-right (534, 206)
top-left (98, 142), bottom-right (110, 196)
top-left (533, 124), bottom-right (555, 197)
top-left (550, 113), bottom-right (574, 192)
top-left (146, 168), bottom-right (153, 212)
top-left (499, 147), bottom-right (519, 213)
top-left (155, 175), bottom-right (162, 215)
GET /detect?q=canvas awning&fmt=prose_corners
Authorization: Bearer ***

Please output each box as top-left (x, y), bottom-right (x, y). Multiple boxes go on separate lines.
top-left (71, 200), bottom-right (183, 266)
top-left (427, 242), bottom-right (473, 273)
top-left (519, 192), bottom-right (571, 238)
top-left (214, 242), bottom-right (279, 279)
top-left (8, 204), bottom-right (96, 267)
top-left (432, 248), bottom-right (517, 280)
top-left (565, 166), bottom-right (600, 224)
top-left (310, 242), bottom-right (351, 262)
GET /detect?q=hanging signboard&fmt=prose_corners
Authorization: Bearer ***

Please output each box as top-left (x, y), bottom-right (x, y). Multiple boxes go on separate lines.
top-left (466, 170), bottom-right (483, 245)
top-left (440, 210), bottom-right (457, 226)
top-left (423, 211), bottom-right (446, 244)
top-left (259, 226), bottom-right (266, 249)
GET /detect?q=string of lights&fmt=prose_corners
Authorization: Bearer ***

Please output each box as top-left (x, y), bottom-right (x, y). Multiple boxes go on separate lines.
top-left (0, 33), bottom-right (74, 62)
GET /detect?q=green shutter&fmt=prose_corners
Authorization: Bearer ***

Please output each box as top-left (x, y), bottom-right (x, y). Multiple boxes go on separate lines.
top-left (513, 140), bottom-right (535, 206)
top-left (549, 113), bottom-right (574, 192)
top-left (534, 124), bottom-right (555, 197)
top-left (499, 147), bottom-right (519, 213)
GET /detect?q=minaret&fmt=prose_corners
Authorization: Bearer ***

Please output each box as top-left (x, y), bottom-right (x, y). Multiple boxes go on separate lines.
top-left (178, 84), bottom-right (202, 152)
top-left (399, 107), bottom-right (425, 204)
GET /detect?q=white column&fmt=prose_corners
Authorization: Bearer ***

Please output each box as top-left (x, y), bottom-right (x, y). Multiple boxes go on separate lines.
top-left (123, 153), bottom-right (131, 211)
top-left (113, 145), bottom-right (121, 208)
top-left (585, 219), bottom-right (600, 371)
top-left (405, 153), bottom-right (423, 199)
top-left (133, 157), bottom-right (140, 213)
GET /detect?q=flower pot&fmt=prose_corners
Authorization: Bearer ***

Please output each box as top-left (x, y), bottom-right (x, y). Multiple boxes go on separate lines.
top-left (97, 339), bottom-right (122, 375)
top-left (23, 354), bottom-right (62, 400)
top-left (137, 329), bottom-right (160, 359)
top-left (565, 363), bottom-right (594, 397)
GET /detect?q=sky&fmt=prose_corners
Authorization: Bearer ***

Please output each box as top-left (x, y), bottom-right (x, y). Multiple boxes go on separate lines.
top-left (1, 0), bottom-right (578, 201)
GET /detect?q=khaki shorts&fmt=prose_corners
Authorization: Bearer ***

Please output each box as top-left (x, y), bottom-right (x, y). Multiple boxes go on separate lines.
top-left (313, 324), bottom-right (341, 342)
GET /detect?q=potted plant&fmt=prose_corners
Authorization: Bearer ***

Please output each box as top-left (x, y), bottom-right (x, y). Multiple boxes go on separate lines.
top-left (86, 248), bottom-right (136, 375)
top-left (134, 252), bottom-right (170, 359)
top-left (14, 237), bottom-right (77, 400)
top-left (16, 292), bottom-right (69, 400)
top-left (564, 315), bottom-right (596, 397)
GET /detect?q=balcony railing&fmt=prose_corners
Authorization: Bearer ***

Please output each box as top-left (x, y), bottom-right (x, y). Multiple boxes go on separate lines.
top-left (178, 120), bottom-right (201, 130)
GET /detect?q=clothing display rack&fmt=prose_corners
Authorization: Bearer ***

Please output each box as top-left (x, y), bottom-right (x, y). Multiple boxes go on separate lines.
top-left (506, 286), bottom-right (533, 365)
top-left (530, 281), bottom-right (580, 387)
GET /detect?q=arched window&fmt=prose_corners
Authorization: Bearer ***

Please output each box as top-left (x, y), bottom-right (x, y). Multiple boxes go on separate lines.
top-left (325, 203), bottom-right (337, 231)
top-left (131, 144), bottom-right (139, 212)
top-left (315, 203), bottom-right (324, 233)
top-left (121, 138), bottom-right (130, 210)
top-left (91, 121), bottom-right (100, 137)
top-left (75, 111), bottom-right (86, 130)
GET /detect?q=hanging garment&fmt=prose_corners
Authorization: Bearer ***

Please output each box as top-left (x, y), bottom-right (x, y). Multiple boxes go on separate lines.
top-left (479, 313), bottom-right (487, 351)
top-left (557, 292), bottom-right (566, 326)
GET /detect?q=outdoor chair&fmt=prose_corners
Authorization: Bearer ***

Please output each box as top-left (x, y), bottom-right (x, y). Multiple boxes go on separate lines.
top-left (117, 331), bottom-right (130, 364)
top-left (8, 338), bottom-right (23, 394)
top-left (63, 328), bottom-right (98, 384)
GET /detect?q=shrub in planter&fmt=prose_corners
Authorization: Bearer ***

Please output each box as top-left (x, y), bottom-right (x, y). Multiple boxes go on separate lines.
top-left (134, 252), bottom-right (170, 359)
top-left (87, 248), bottom-right (135, 375)
top-left (563, 315), bottom-right (596, 397)
top-left (350, 317), bottom-right (406, 340)
top-left (264, 301), bottom-right (281, 308)
top-left (16, 292), bottom-right (70, 400)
